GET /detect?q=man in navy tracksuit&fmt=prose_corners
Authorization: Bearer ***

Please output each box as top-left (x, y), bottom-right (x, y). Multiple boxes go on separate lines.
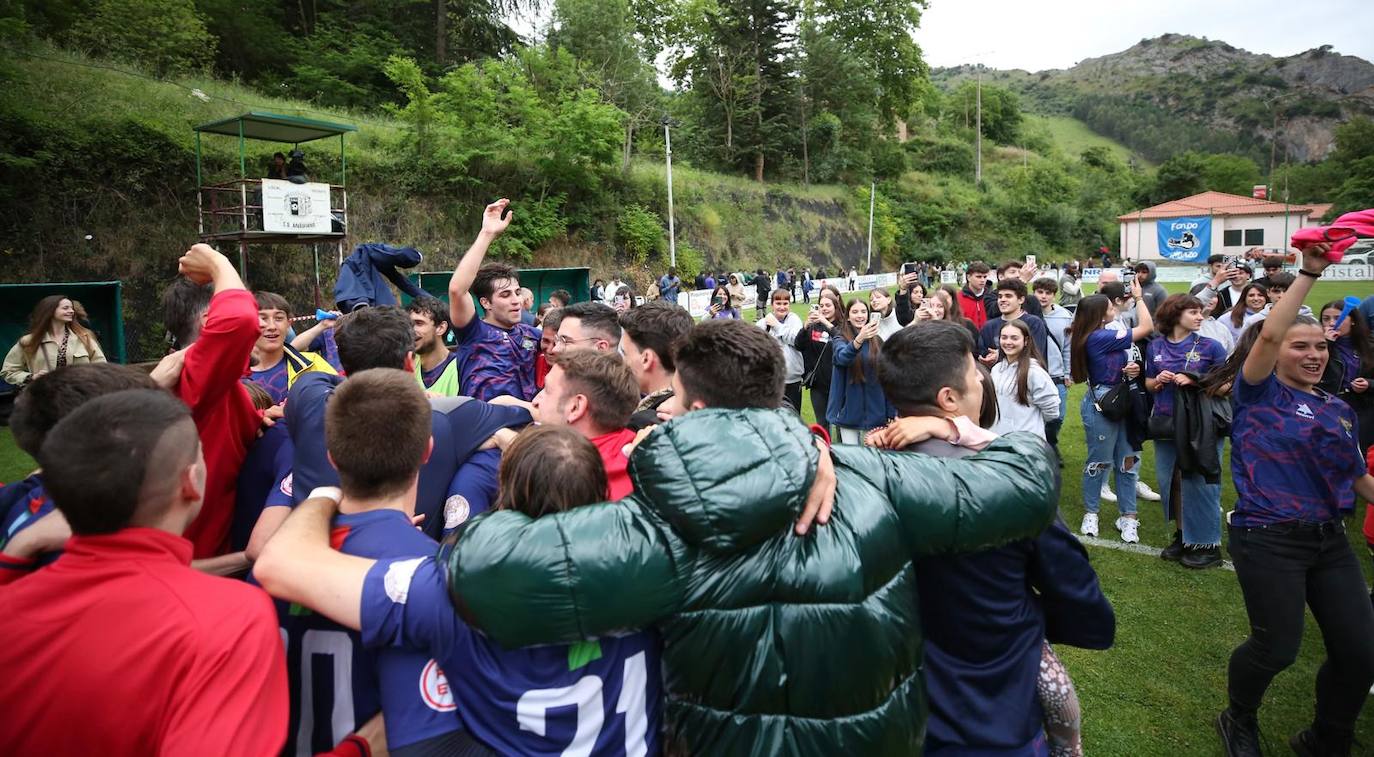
top-left (876, 323), bottom-right (1115, 755)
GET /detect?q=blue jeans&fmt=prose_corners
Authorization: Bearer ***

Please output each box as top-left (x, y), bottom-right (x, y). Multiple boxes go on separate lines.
top-left (1154, 438), bottom-right (1225, 547)
top-left (1081, 386), bottom-right (1138, 516)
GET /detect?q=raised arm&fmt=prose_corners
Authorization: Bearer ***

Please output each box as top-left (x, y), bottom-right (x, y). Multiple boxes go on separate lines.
top-left (448, 199), bottom-right (512, 330)
top-left (445, 498), bottom-right (686, 647)
top-left (836, 432), bottom-right (1060, 556)
top-left (1243, 244), bottom-right (1332, 385)
top-left (1128, 277), bottom-right (1155, 343)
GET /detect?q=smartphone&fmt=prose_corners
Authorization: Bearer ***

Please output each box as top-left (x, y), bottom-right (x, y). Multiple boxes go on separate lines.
top-left (1025, 255), bottom-right (1037, 269)
top-left (902, 262), bottom-right (917, 276)
top-left (1122, 268), bottom-right (1136, 283)
top-left (868, 312), bottom-right (880, 325)
top-left (811, 304), bottom-right (819, 311)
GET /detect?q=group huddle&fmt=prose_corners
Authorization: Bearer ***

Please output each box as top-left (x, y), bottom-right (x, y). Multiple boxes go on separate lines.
top-left (0, 198), bottom-right (1368, 757)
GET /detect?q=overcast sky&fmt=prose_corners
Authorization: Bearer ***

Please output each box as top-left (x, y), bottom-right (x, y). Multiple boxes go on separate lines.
top-left (915, 0), bottom-right (1374, 72)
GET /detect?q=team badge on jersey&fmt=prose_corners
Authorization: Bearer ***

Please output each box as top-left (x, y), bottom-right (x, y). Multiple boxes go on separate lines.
top-left (419, 659), bottom-right (457, 712)
top-left (1340, 417), bottom-right (1354, 438)
top-left (444, 495), bottom-right (471, 530)
top-left (521, 337), bottom-right (536, 352)
top-left (279, 473), bottom-right (294, 498)
top-left (384, 558), bottom-right (424, 604)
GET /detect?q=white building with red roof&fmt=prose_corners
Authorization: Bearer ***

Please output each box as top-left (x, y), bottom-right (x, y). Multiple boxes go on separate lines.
top-left (1118, 191), bottom-right (1331, 263)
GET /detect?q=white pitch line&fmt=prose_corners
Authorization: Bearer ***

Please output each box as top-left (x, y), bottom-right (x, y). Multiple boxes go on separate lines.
top-left (1076, 535), bottom-right (1235, 572)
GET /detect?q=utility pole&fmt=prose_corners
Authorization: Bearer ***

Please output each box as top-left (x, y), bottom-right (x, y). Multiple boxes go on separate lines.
top-left (975, 65), bottom-right (983, 185)
top-left (662, 115), bottom-right (677, 268)
top-left (866, 181), bottom-right (876, 273)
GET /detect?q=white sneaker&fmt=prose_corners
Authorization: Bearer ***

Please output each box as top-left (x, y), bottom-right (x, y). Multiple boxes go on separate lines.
top-left (1100, 482), bottom-right (1118, 503)
top-left (1136, 481), bottom-right (1162, 502)
top-left (1116, 517), bottom-right (1140, 543)
top-left (1080, 513), bottom-right (1099, 537)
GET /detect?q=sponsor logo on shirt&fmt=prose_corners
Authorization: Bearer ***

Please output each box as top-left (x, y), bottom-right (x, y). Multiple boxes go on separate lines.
top-left (444, 495), bottom-right (471, 530)
top-left (383, 558), bottom-right (424, 604)
top-left (1296, 402), bottom-right (1315, 420)
top-left (419, 659), bottom-right (456, 712)
top-left (279, 472), bottom-right (293, 497)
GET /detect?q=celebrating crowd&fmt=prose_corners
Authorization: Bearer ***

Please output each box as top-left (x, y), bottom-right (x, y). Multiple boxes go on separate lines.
top-left (0, 198), bottom-right (1370, 757)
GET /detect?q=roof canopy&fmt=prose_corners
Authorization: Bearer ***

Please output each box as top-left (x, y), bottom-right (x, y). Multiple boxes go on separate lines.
top-left (193, 111), bottom-right (357, 144)
top-left (1119, 191), bottom-right (1315, 221)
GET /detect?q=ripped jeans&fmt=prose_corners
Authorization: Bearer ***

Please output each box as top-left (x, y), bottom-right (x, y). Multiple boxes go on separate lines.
top-left (1081, 386), bottom-right (1138, 517)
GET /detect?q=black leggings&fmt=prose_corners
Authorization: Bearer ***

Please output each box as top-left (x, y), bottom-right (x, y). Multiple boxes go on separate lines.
top-left (783, 381), bottom-right (803, 419)
top-left (808, 383), bottom-right (831, 437)
top-left (1227, 520), bottom-right (1374, 740)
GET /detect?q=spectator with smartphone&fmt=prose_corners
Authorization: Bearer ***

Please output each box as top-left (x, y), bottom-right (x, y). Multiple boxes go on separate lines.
top-left (895, 269), bottom-right (928, 327)
top-left (828, 298), bottom-right (894, 444)
top-left (796, 289), bottom-right (843, 437)
top-left (1068, 279), bottom-right (1155, 543)
top-left (705, 285), bottom-right (740, 320)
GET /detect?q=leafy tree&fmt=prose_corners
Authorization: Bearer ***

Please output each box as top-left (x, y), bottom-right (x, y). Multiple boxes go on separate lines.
top-left (943, 82), bottom-right (1022, 145)
top-left (1199, 153), bottom-right (1261, 196)
top-left (1147, 151), bottom-right (1207, 204)
top-left (808, 0), bottom-right (925, 124)
top-left (550, 0), bottom-right (662, 169)
top-left (71, 0), bottom-right (215, 77)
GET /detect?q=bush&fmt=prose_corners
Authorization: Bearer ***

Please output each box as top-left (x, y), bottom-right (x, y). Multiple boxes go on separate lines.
top-left (493, 195), bottom-right (568, 263)
top-left (70, 0), bottom-right (216, 77)
top-left (617, 203), bottom-right (665, 264)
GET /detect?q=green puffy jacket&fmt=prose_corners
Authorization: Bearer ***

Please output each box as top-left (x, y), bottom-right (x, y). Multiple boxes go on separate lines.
top-left (446, 408), bottom-right (1059, 755)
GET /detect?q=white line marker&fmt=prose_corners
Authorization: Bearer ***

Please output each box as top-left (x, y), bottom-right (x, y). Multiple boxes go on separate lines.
top-left (1077, 535), bottom-right (1235, 572)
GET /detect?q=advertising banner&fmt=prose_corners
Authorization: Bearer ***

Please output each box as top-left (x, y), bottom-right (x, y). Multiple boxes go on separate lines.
top-left (1155, 216), bottom-right (1210, 262)
top-left (262, 179), bottom-right (333, 234)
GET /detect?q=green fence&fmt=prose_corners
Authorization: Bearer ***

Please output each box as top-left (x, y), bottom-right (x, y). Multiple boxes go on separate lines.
top-left (0, 282), bottom-right (126, 383)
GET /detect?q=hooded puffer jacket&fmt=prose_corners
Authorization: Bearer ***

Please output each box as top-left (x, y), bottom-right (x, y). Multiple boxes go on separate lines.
top-left (444, 408), bottom-right (1059, 755)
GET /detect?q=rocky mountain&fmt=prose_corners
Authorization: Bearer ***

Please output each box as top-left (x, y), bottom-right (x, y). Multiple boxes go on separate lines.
top-left (932, 34), bottom-right (1374, 164)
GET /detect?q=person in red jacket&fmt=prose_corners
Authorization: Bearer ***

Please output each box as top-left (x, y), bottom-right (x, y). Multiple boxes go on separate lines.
top-left (0, 388), bottom-right (287, 754)
top-left (959, 261), bottom-right (996, 330)
top-left (161, 243), bottom-right (263, 563)
top-left (531, 349), bottom-right (640, 498)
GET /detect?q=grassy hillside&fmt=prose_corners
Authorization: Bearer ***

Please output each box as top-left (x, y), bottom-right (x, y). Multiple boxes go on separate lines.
top-left (1024, 114), bottom-right (1146, 166)
top-left (1, 46), bottom-right (883, 360)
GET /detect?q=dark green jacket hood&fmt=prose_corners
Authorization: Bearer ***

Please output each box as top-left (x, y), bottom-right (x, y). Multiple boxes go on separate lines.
top-left (446, 408), bottom-right (1060, 755)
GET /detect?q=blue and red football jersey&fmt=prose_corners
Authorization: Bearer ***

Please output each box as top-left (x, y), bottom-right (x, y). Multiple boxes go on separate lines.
top-left (362, 556), bottom-right (663, 756)
top-left (0, 474), bottom-right (59, 577)
top-left (441, 449), bottom-right (501, 536)
top-left (275, 509), bottom-right (461, 755)
top-left (1232, 372), bottom-right (1364, 526)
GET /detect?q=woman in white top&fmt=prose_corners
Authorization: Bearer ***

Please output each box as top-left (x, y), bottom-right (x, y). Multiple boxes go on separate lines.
top-left (868, 288), bottom-right (903, 340)
top-left (2, 295), bottom-right (106, 387)
top-left (989, 318), bottom-right (1059, 439)
top-left (1225, 283), bottom-right (1270, 344)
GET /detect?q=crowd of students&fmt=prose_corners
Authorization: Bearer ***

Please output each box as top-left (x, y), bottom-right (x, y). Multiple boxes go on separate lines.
top-left (0, 198), bottom-right (1369, 756)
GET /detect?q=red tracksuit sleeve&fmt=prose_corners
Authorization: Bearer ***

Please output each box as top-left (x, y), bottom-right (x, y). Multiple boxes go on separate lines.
top-left (161, 592), bottom-right (289, 755)
top-left (179, 289), bottom-right (261, 415)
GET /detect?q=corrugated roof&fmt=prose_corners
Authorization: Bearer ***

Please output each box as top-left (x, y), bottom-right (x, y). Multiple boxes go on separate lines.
top-left (1118, 191), bottom-right (1317, 221)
